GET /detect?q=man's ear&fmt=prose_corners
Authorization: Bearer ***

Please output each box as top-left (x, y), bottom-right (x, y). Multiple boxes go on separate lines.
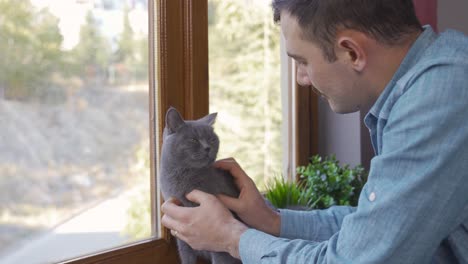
top-left (336, 33), bottom-right (367, 72)
top-left (165, 107), bottom-right (185, 133)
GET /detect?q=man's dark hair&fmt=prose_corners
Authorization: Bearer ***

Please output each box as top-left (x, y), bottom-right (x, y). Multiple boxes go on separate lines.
top-left (272, 0), bottom-right (423, 61)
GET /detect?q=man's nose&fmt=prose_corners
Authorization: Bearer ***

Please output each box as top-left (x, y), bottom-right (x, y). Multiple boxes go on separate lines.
top-left (296, 66), bottom-right (311, 86)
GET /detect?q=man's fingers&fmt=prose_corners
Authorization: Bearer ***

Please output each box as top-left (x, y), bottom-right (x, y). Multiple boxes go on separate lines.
top-left (161, 214), bottom-right (182, 233)
top-left (161, 198), bottom-right (186, 220)
top-left (214, 158), bottom-right (240, 173)
top-left (170, 229), bottom-right (188, 241)
top-left (214, 158), bottom-right (251, 187)
top-left (186, 189), bottom-right (213, 204)
top-left (163, 197), bottom-right (183, 207)
top-left (163, 215), bottom-right (190, 241)
top-left (161, 199), bottom-right (190, 240)
top-left (169, 197), bottom-right (183, 206)
top-left (217, 194), bottom-right (241, 212)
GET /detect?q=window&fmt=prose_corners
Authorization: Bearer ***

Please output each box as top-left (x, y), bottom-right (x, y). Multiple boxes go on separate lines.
top-left (0, 0), bottom-right (199, 263)
top-left (208, 0), bottom-right (283, 189)
top-left (208, 0), bottom-right (318, 186)
top-left (1, 0), bottom-right (314, 263)
top-left (0, 0), bottom-right (153, 262)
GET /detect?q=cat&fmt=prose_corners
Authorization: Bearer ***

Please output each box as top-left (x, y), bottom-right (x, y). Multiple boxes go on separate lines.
top-left (160, 107), bottom-right (242, 264)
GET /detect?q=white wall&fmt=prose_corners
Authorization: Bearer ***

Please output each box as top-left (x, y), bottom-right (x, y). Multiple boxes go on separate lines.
top-left (318, 100), bottom-right (362, 167)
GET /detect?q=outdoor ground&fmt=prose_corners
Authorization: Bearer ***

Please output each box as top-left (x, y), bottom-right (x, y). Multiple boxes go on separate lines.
top-left (0, 84), bottom-right (150, 258)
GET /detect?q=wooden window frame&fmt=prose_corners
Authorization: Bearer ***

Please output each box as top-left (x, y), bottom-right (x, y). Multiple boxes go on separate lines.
top-left (295, 82), bottom-right (319, 172)
top-left (61, 0), bottom-right (208, 263)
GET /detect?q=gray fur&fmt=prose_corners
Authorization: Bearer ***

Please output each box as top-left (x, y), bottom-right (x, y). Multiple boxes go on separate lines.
top-left (160, 107), bottom-right (241, 264)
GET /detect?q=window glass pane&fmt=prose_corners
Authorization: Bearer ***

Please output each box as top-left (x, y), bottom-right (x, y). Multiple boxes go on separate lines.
top-left (0, 0), bottom-right (151, 263)
top-left (208, 0), bottom-right (282, 190)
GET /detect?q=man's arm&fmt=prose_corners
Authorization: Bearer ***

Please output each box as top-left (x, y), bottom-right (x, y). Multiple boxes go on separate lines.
top-left (215, 159), bottom-right (355, 241)
top-left (279, 206), bottom-right (356, 242)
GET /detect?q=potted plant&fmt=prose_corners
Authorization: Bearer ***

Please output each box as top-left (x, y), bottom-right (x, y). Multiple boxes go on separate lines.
top-left (297, 155), bottom-right (367, 209)
top-left (265, 155), bottom-right (367, 210)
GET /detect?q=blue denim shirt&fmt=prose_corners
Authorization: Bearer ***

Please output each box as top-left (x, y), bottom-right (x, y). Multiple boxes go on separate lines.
top-left (239, 26), bottom-right (468, 263)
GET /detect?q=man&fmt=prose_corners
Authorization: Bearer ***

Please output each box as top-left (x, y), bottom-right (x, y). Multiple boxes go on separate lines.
top-left (162, 0), bottom-right (468, 263)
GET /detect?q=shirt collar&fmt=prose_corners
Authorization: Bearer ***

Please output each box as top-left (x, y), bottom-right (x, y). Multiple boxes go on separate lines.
top-left (366, 26), bottom-right (438, 121)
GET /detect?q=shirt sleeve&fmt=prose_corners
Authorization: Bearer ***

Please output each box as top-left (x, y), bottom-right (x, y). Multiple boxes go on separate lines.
top-left (239, 64), bottom-right (468, 263)
top-left (279, 206), bottom-right (355, 242)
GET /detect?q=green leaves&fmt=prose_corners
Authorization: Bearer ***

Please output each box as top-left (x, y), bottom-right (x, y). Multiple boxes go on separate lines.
top-left (265, 177), bottom-right (307, 209)
top-left (297, 155), bottom-right (367, 209)
top-left (266, 155), bottom-right (367, 210)
top-left (0, 0), bottom-right (65, 100)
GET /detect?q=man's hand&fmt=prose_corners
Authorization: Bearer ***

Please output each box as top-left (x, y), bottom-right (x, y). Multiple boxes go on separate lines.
top-left (161, 190), bottom-right (248, 258)
top-left (215, 158), bottom-right (281, 237)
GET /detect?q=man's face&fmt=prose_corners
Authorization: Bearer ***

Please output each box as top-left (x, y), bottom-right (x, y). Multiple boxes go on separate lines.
top-left (281, 11), bottom-right (365, 114)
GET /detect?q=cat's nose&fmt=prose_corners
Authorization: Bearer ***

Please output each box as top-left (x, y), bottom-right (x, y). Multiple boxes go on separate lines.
top-left (200, 140), bottom-right (211, 153)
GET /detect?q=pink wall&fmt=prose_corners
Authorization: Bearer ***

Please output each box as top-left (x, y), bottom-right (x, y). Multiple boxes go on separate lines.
top-left (413, 0), bottom-right (438, 31)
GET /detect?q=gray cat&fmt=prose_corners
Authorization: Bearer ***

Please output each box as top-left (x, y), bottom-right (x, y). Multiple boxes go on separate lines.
top-left (160, 107), bottom-right (242, 264)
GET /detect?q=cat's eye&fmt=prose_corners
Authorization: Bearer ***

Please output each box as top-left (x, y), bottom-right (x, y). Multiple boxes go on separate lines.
top-left (189, 138), bottom-right (198, 143)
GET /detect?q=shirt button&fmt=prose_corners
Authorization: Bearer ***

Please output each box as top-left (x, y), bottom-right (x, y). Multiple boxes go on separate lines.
top-left (369, 192), bottom-right (376, 202)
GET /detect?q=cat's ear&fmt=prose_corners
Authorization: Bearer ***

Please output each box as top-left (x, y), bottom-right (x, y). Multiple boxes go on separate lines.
top-left (198, 112), bottom-right (217, 126)
top-left (165, 107), bottom-right (185, 133)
